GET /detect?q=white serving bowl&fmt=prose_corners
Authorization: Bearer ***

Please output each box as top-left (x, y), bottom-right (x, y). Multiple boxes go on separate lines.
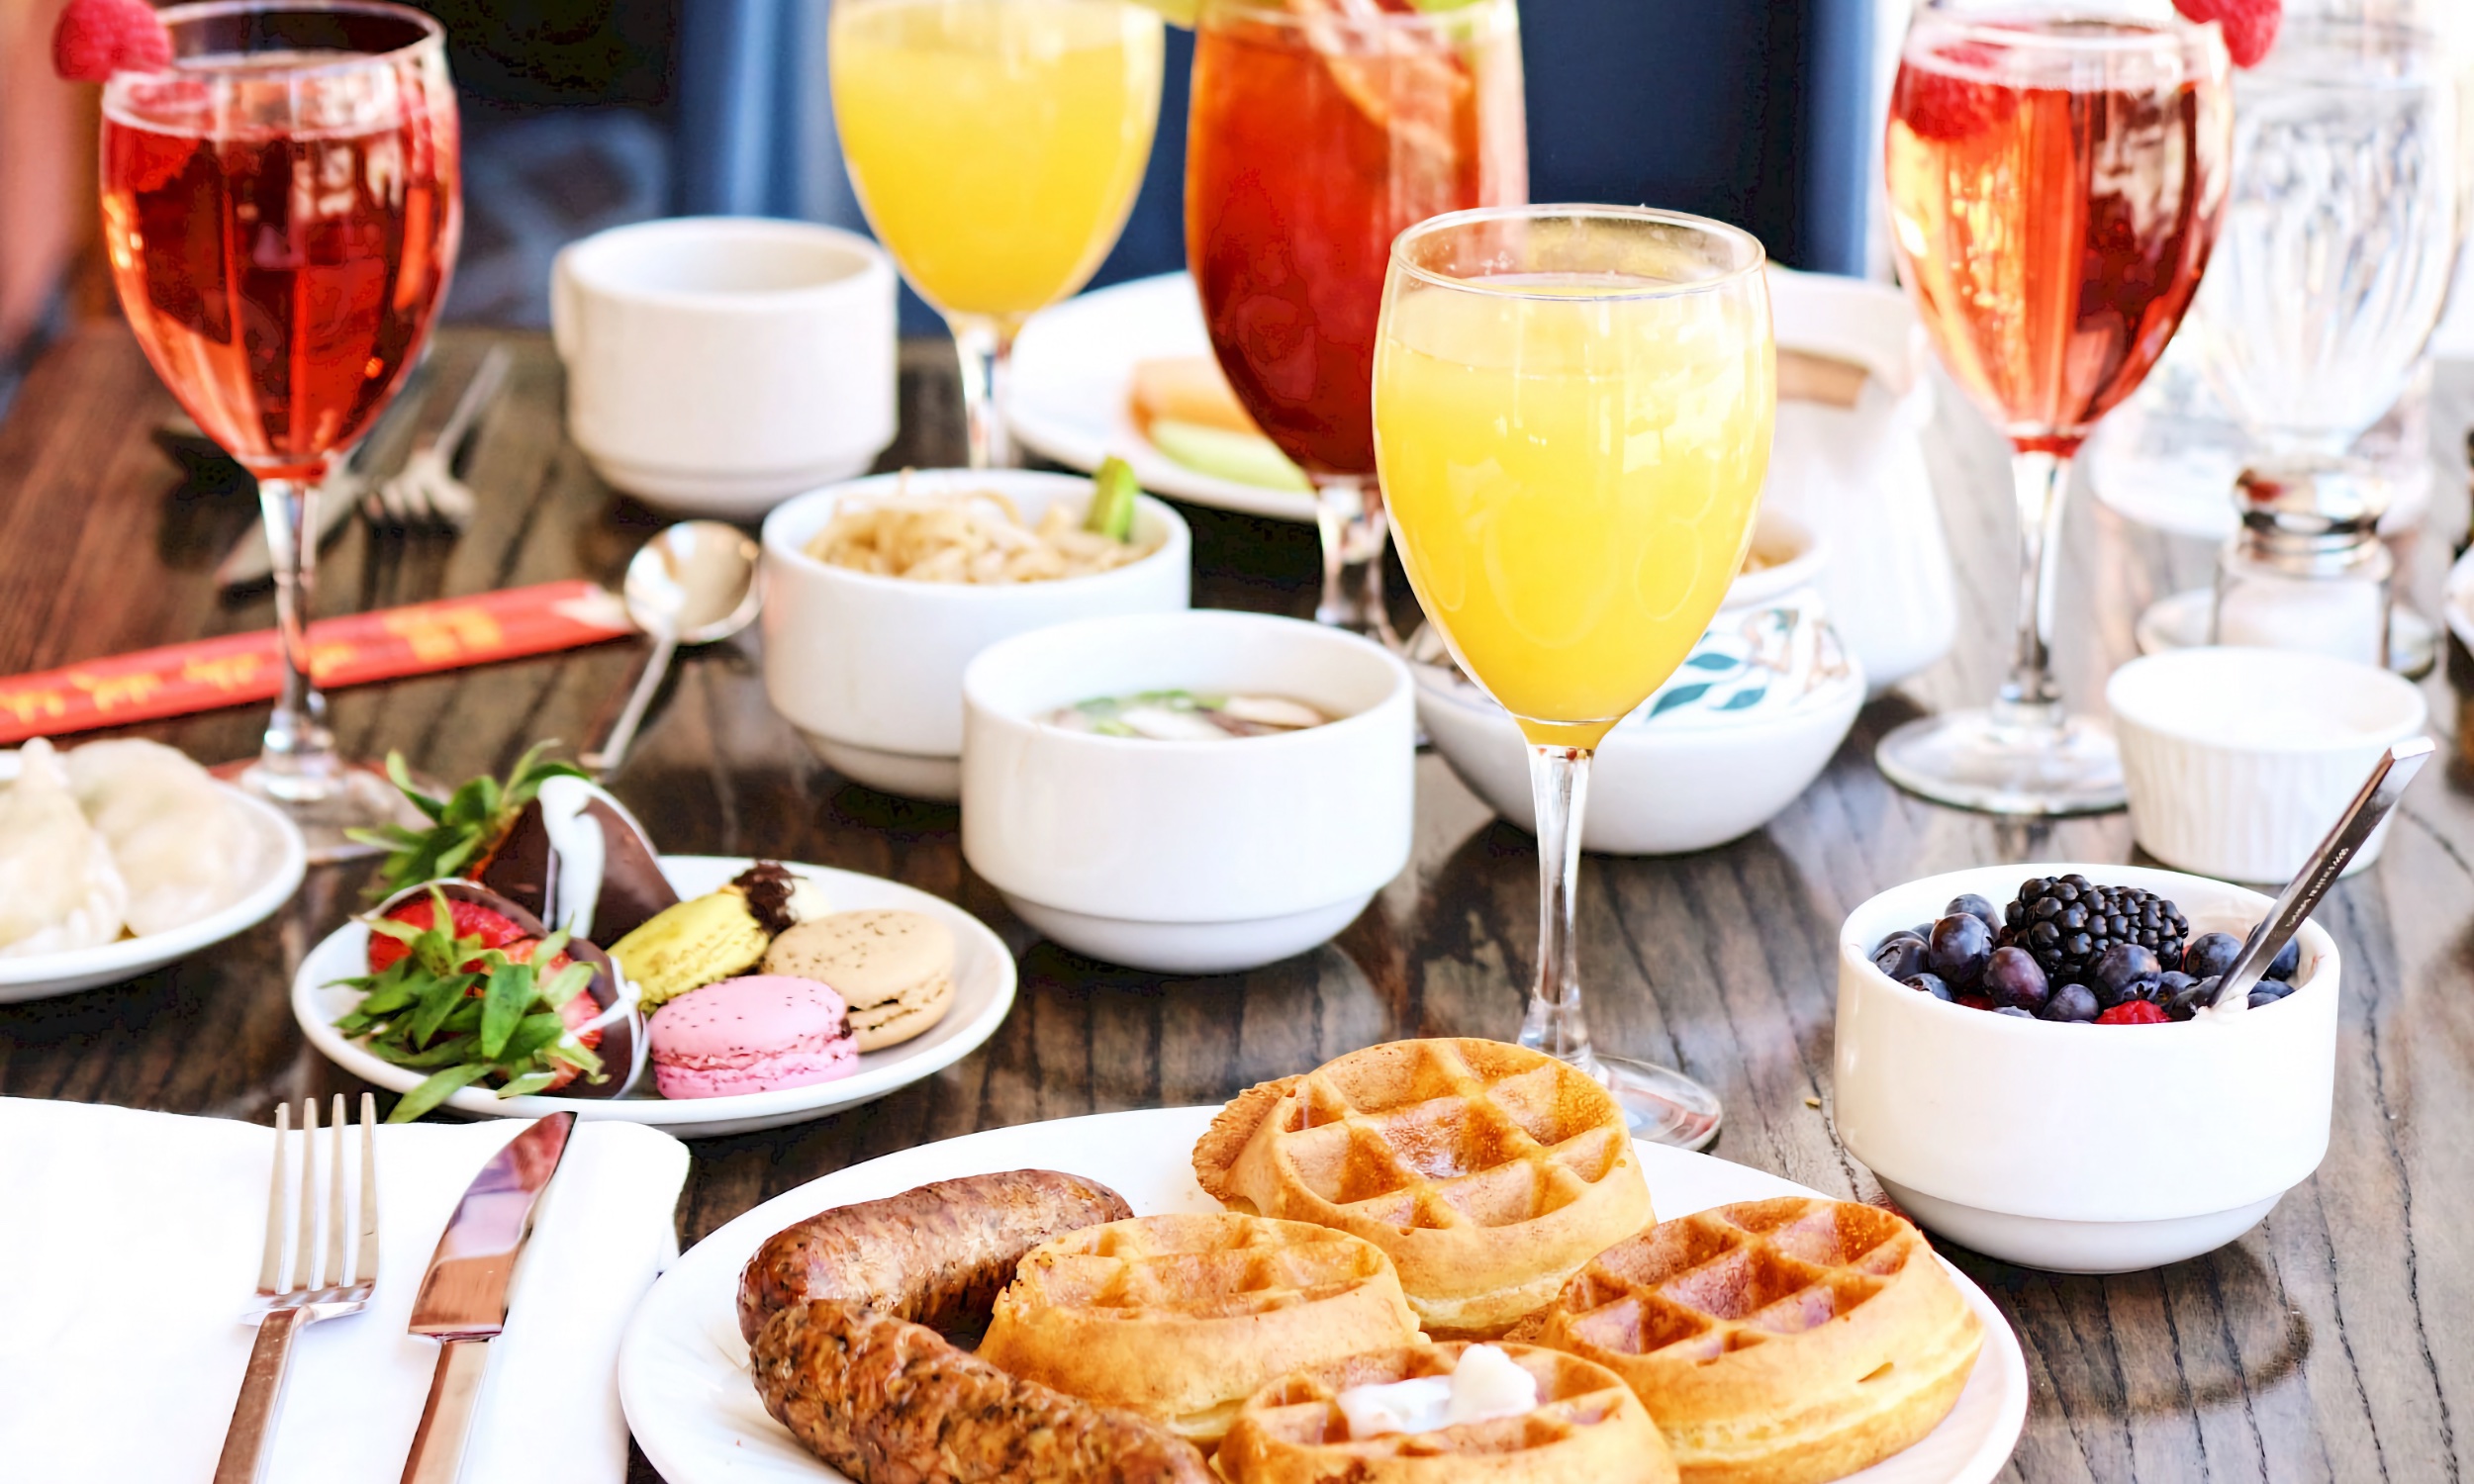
top-left (1835, 862), bottom-right (2340, 1272)
top-left (1411, 510), bottom-right (1866, 855)
top-left (961, 611), bottom-right (1416, 973)
top-left (2108, 647), bottom-right (2427, 883)
top-left (761, 470), bottom-right (1191, 800)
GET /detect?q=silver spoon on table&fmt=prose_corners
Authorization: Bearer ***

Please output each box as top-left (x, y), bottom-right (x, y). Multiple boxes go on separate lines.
top-left (582, 522), bottom-right (762, 777)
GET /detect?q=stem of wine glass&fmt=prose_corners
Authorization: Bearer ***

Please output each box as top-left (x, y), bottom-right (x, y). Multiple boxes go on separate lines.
top-left (1994, 448), bottom-right (2071, 731)
top-left (1517, 742), bottom-right (1600, 1070)
top-left (1309, 475), bottom-right (1397, 643)
top-left (253, 476), bottom-right (340, 803)
top-left (950, 313), bottom-right (1015, 470)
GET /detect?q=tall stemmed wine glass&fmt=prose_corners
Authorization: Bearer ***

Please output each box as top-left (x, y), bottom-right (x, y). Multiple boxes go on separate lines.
top-left (1188, 0), bottom-right (1526, 638)
top-left (100, 1), bottom-right (459, 860)
top-left (830, 0), bottom-right (1164, 469)
top-left (1878, 1), bottom-right (2230, 814)
top-left (1375, 206), bottom-right (1775, 1147)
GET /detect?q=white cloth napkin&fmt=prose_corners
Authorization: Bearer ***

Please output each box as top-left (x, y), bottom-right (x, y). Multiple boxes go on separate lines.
top-left (0, 1098), bottom-right (690, 1484)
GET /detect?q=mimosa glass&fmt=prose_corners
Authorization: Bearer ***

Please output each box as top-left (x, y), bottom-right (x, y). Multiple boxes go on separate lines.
top-left (830, 0), bottom-right (1164, 468)
top-left (1188, 0), bottom-right (1525, 637)
top-left (101, 1), bottom-right (459, 861)
top-left (1879, 2), bottom-right (2230, 814)
top-left (1374, 206), bottom-right (1775, 1147)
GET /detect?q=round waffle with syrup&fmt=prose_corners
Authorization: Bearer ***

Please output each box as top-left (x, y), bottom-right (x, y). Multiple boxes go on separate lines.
top-left (1190, 1039), bottom-right (1655, 1336)
top-left (1513, 1198), bottom-right (1983, 1484)
top-left (1217, 1342), bottom-right (1678, 1484)
top-left (976, 1212), bottom-right (1420, 1441)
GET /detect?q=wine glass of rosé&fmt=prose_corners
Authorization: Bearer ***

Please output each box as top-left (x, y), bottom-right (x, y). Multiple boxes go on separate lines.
top-left (830, 0), bottom-right (1165, 470)
top-left (100, 2), bottom-right (458, 860)
top-left (1878, 1), bottom-right (2230, 814)
top-left (1187, 0), bottom-right (1526, 638)
top-left (1375, 207), bottom-right (1776, 1147)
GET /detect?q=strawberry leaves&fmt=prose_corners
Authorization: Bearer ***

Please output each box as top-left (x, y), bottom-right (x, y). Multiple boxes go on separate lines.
top-left (347, 743), bottom-right (589, 901)
top-left (331, 885), bottom-right (606, 1122)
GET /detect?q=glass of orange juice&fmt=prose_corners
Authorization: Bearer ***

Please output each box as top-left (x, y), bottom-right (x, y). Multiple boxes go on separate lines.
top-left (1374, 206), bottom-right (1774, 1147)
top-left (830, 0), bottom-right (1164, 468)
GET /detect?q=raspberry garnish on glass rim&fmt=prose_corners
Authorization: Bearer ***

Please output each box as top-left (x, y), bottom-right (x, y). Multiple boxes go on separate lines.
top-left (51, 0), bottom-right (172, 82)
top-left (2172, 0), bottom-right (2280, 68)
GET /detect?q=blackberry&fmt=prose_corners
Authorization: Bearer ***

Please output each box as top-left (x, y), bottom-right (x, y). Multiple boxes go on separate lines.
top-left (2002, 875), bottom-right (2189, 981)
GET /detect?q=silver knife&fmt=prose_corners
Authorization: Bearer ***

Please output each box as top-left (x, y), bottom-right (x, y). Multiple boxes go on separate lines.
top-left (399, 1111), bottom-right (577, 1484)
top-left (213, 362), bottom-right (436, 592)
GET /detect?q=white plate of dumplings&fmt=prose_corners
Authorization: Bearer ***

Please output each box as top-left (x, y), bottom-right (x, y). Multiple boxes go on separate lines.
top-left (0, 738), bottom-right (307, 1001)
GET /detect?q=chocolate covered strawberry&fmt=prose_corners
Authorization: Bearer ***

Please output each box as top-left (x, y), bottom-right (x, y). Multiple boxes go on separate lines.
top-left (366, 894), bottom-right (528, 974)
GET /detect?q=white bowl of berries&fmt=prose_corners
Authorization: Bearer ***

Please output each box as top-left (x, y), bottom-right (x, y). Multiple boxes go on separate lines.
top-left (1833, 863), bottom-right (2339, 1273)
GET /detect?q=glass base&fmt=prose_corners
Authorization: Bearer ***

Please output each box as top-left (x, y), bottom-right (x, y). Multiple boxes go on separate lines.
top-left (1876, 709), bottom-right (2126, 816)
top-left (211, 756), bottom-right (430, 866)
top-left (1583, 1053), bottom-right (1722, 1150)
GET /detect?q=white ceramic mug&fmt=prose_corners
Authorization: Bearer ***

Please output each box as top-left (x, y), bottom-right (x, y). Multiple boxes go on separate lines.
top-left (552, 217), bottom-right (897, 518)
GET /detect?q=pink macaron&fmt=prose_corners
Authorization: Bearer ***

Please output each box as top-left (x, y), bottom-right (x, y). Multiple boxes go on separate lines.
top-left (646, 974), bottom-right (859, 1099)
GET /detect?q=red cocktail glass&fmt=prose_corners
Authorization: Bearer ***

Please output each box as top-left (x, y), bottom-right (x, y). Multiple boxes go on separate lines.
top-left (1186, 0), bottom-right (1524, 636)
top-left (1878, 2), bottom-right (2229, 814)
top-left (101, 1), bottom-right (459, 858)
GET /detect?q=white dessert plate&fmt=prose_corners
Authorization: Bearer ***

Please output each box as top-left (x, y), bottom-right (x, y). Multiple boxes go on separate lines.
top-left (0, 752), bottom-right (308, 1003)
top-left (618, 1105), bottom-right (2031, 1484)
top-left (291, 856), bottom-right (1016, 1138)
top-left (1006, 272), bottom-right (1320, 523)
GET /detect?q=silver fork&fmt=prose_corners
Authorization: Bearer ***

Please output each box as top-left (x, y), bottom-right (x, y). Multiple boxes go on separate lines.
top-left (213, 1094), bottom-right (382, 1484)
top-left (367, 344), bottom-right (512, 532)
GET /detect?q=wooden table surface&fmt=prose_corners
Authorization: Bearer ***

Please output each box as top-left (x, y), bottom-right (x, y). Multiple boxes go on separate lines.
top-left (4, 323), bottom-right (2472, 1483)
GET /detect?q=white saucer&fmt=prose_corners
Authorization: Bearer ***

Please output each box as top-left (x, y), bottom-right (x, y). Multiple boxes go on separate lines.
top-left (1006, 272), bottom-right (1320, 524)
top-left (2135, 586), bottom-right (2437, 680)
top-left (0, 753), bottom-right (308, 1003)
top-left (618, 1105), bottom-right (2030, 1484)
top-left (291, 855), bottom-right (1015, 1137)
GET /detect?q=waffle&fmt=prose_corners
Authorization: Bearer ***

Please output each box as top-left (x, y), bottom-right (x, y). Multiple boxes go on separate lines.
top-left (1217, 1342), bottom-right (1677, 1484)
top-left (1513, 1198), bottom-right (1982, 1484)
top-left (976, 1212), bottom-right (1420, 1442)
top-left (1192, 1039), bottom-right (1655, 1337)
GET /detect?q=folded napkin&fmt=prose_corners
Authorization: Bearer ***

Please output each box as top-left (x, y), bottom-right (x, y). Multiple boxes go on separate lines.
top-left (0, 1099), bottom-right (689, 1484)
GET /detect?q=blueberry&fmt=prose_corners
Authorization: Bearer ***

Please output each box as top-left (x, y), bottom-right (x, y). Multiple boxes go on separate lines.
top-left (2269, 938), bottom-right (2301, 980)
top-left (1870, 933), bottom-right (1929, 981)
top-left (2042, 982), bottom-right (2099, 1023)
top-left (2162, 974), bottom-right (2211, 1021)
top-left (2092, 943), bottom-right (2162, 1007)
top-left (2181, 931), bottom-right (2241, 980)
top-left (1947, 893), bottom-right (1999, 931)
top-left (1980, 946), bottom-right (2048, 1014)
top-left (1903, 973), bottom-right (1953, 1001)
top-left (2249, 977), bottom-right (2296, 1009)
top-left (2192, 974), bottom-right (2225, 1010)
top-left (1926, 913), bottom-right (1994, 988)
top-left (1993, 1005), bottom-right (2037, 1018)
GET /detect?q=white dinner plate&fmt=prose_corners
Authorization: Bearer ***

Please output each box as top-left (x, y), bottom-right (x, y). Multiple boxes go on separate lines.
top-left (0, 752), bottom-right (308, 1003)
top-left (618, 1106), bottom-right (2031, 1484)
top-left (1006, 272), bottom-right (1321, 523)
top-left (292, 856), bottom-right (1016, 1138)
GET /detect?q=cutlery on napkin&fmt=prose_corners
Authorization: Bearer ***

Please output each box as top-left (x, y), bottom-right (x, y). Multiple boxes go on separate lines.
top-left (0, 1099), bottom-right (687, 1484)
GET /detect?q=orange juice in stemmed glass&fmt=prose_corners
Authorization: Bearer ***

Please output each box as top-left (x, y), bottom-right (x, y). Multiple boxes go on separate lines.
top-left (1375, 206), bottom-right (1774, 1147)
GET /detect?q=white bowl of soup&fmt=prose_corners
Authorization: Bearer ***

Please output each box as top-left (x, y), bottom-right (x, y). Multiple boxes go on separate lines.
top-left (761, 469), bottom-right (1191, 800)
top-left (960, 611), bottom-right (1416, 974)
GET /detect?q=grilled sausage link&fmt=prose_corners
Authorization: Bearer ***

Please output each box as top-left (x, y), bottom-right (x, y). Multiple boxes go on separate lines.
top-left (736, 1169), bottom-right (1133, 1344)
top-left (754, 1301), bottom-right (1212, 1484)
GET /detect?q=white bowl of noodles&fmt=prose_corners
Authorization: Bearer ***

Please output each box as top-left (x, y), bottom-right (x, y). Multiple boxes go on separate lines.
top-left (759, 469), bottom-right (1191, 801)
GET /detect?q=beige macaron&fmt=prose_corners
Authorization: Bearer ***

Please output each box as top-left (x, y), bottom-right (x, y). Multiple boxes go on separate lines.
top-left (759, 909), bottom-right (955, 1052)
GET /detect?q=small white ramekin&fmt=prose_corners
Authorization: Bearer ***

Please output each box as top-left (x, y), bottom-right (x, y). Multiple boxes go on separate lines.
top-left (2107, 647), bottom-right (2426, 883)
top-left (760, 470), bottom-right (1191, 801)
top-left (1836, 862), bottom-right (2338, 1272)
top-left (960, 611), bottom-right (1416, 974)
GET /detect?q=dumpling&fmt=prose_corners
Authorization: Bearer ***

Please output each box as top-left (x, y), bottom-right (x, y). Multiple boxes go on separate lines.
top-left (64, 738), bottom-right (262, 937)
top-left (0, 738), bottom-right (129, 957)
